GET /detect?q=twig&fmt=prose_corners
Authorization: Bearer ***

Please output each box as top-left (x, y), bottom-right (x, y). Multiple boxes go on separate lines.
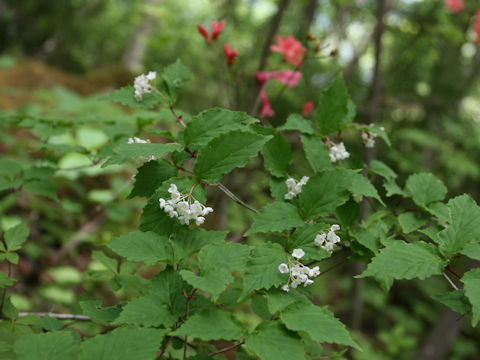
top-left (209, 340), bottom-right (245, 356)
top-left (446, 265), bottom-right (462, 279)
top-left (170, 105), bottom-right (186, 128)
top-left (17, 312), bottom-right (91, 321)
top-left (183, 288), bottom-right (197, 360)
top-left (442, 272), bottom-right (459, 291)
top-left (213, 183), bottom-right (258, 214)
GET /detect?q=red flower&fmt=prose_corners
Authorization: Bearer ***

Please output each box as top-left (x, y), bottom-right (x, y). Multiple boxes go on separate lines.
top-left (302, 101), bottom-right (314, 117)
top-left (224, 43), bottom-right (238, 66)
top-left (445, 0), bottom-right (464, 13)
top-left (255, 71), bottom-right (302, 88)
top-left (197, 20), bottom-right (226, 44)
top-left (475, 10), bottom-right (480, 44)
top-left (270, 35), bottom-right (307, 67)
top-left (260, 91), bottom-right (275, 118)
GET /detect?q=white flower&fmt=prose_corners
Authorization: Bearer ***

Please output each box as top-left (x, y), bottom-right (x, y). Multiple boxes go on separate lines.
top-left (328, 142), bottom-right (350, 163)
top-left (304, 279), bottom-right (314, 287)
top-left (309, 266), bottom-right (320, 277)
top-left (284, 176), bottom-right (309, 200)
top-left (282, 284), bottom-right (290, 292)
top-left (292, 248), bottom-right (305, 259)
top-left (278, 263), bottom-right (290, 274)
top-left (127, 136), bottom-right (149, 144)
top-left (134, 71), bottom-right (156, 101)
top-left (314, 233), bottom-right (326, 246)
top-left (314, 225), bottom-right (341, 251)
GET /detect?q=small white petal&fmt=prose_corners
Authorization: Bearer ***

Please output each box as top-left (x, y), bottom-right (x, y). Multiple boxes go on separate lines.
top-left (292, 248), bottom-right (305, 259)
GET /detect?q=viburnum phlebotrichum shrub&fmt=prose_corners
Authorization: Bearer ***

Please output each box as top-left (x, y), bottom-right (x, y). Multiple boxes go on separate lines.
top-left (1, 19), bottom-right (480, 360)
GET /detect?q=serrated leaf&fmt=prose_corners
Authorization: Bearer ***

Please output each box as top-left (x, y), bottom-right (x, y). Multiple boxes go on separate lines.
top-left (184, 108), bottom-right (256, 148)
top-left (280, 301), bottom-right (359, 349)
top-left (107, 85), bottom-right (166, 109)
top-left (245, 322), bottom-right (305, 360)
top-left (370, 160), bottom-right (396, 180)
top-left (460, 242), bottom-right (480, 260)
top-left (383, 179), bottom-right (406, 197)
top-left (80, 300), bottom-right (121, 325)
top-left (267, 289), bottom-right (307, 314)
top-left (180, 269), bottom-right (233, 302)
top-left (245, 202), bottom-right (304, 235)
top-left (128, 160), bottom-right (177, 198)
top-left (14, 331), bottom-right (79, 360)
top-left (114, 295), bottom-right (177, 327)
top-left (299, 169), bottom-right (353, 219)
top-left (105, 143), bottom-right (182, 166)
top-left (350, 228), bottom-right (380, 253)
top-left (107, 231), bottom-right (173, 266)
top-left (241, 242), bottom-right (286, 299)
top-left (24, 180), bottom-right (58, 201)
top-left (349, 173), bottom-right (385, 206)
top-left (0, 272), bottom-right (16, 288)
top-left (359, 241), bottom-right (446, 280)
top-left (171, 227), bottom-right (227, 262)
top-left (162, 59), bottom-right (193, 102)
top-left (278, 113), bottom-right (315, 134)
top-left (398, 212), bottom-right (427, 234)
top-left (462, 268), bottom-right (480, 326)
top-left (149, 268), bottom-right (188, 315)
top-left (270, 177), bottom-right (287, 201)
top-left (287, 223), bottom-right (331, 261)
top-left (79, 327), bottom-right (166, 360)
top-left (23, 166), bottom-right (56, 181)
top-left (261, 133), bottom-right (291, 177)
top-left (197, 242), bottom-right (252, 273)
top-left (405, 173), bottom-right (447, 208)
top-left (194, 131), bottom-right (271, 183)
top-left (300, 134), bottom-right (332, 173)
top-left (91, 250), bottom-right (118, 274)
top-left (432, 290), bottom-right (472, 316)
top-left (5, 221), bottom-right (29, 251)
top-left (437, 195), bottom-right (480, 258)
top-left (0, 176), bottom-right (22, 191)
top-left (0, 159), bottom-right (22, 180)
top-left (315, 74), bottom-right (352, 134)
top-left (171, 309), bottom-right (243, 341)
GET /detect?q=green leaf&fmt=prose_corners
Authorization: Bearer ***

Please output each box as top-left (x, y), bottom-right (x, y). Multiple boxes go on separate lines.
top-left (280, 301), bottom-right (359, 349)
top-left (370, 160), bottom-right (396, 180)
top-left (261, 133), bottom-right (291, 177)
top-left (359, 241), bottom-right (446, 280)
top-left (278, 113), bottom-right (315, 134)
top-left (245, 202), bottom-right (304, 235)
top-left (105, 143), bottom-right (182, 166)
top-left (79, 327), bottom-right (166, 360)
top-left (0, 176), bottom-right (22, 191)
top-left (315, 74), bottom-right (351, 135)
top-left (91, 250), bottom-right (118, 274)
top-left (397, 212), bottom-right (427, 234)
top-left (460, 242), bottom-right (480, 260)
top-left (171, 309), bottom-right (243, 341)
top-left (171, 228), bottom-right (227, 263)
top-left (0, 159), bottom-right (22, 180)
top-left (197, 242), bottom-right (252, 273)
top-left (270, 177), bottom-right (287, 201)
top-left (383, 179), bottom-right (406, 197)
top-left (114, 295), bottom-right (177, 327)
top-left (287, 223), bottom-right (331, 261)
top-left (180, 269), bottom-right (233, 302)
top-left (14, 331), bottom-right (79, 360)
top-left (245, 322), bottom-right (305, 360)
top-left (128, 160), bottom-right (177, 198)
top-left (267, 289), bottom-right (307, 314)
top-left (350, 228), bottom-right (380, 253)
top-left (349, 173), bottom-right (385, 206)
top-left (184, 108), bottom-right (256, 148)
top-left (0, 272), bottom-right (16, 288)
top-left (107, 231), bottom-right (173, 266)
top-left (5, 221), bottom-right (29, 251)
top-left (437, 195), bottom-right (480, 257)
top-left (405, 173), bottom-right (447, 208)
top-left (194, 131), bottom-right (271, 183)
top-left (107, 85), bottom-right (165, 109)
top-left (24, 180), bottom-right (58, 201)
top-left (80, 300), bottom-right (122, 325)
top-left (462, 268), bottom-right (480, 326)
top-left (149, 268), bottom-right (188, 315)
top-left (23, 167), bottom-right (56, 181)
top-left (300, 135), bottom-right (332, 173)
top-left (432, 290), bottom-right (471, 316)
top-left (299, 169), bottom-right (353, 219)
top-left (162, 59), bottom-right (193, 102)
top-left (241, 242), bottom-right (286, 299)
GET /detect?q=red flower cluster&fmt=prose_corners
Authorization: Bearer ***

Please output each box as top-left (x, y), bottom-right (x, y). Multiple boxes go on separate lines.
top-left (302, 101), bottom-right (314, 117)
top-left (224, 44), bottom-right (238, 66)
top-left (445, 0), bottom-right (464, 13)
top-left (270, 35), bottom-right (307, 67)
top-left (197, 20), bottom-right (226, 44)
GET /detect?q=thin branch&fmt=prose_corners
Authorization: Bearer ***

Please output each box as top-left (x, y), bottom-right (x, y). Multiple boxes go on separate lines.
top-left (183, 288), bottom-right (197, 360)
top-left (213, 183), bottom-right (258, 214)
top-left (446, 265), bottom-right (462, 279)
top-left (443, 272), bottom-right (459, 291)
top-left (209, 340), bottom-right (245, 356)
top-left (18, 312), bottom-right (91, 321)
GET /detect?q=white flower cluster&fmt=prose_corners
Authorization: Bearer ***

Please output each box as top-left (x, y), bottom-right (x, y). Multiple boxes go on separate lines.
top-left (328, 142), bottom-right (350, 163)
top-left (284, 176), bottom-right (309, 200)
top-left (361, 124), bottom-right (385, 148)
top-left (278, 248), bottom-right (320, 292)
top-left (314, 224), bottom-right (341, 251)
top-left (127, 137), bottom-right (148, 144)
top-left (134, 71), bottom-right (156, 101)
top-left (159, 184), bottom-right (213, 226)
